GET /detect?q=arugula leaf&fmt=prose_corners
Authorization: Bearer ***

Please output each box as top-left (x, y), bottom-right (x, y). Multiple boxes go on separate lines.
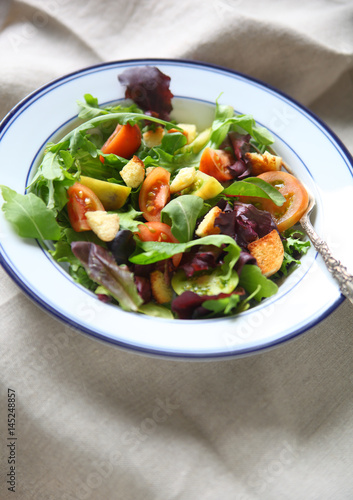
top-left (203, 293), bottom-right (241, 316)
top-left (222, 177), bottom-right (286, 206)
top-left (206, 102), bottom-right (234, 149)
top-left (284, 229), bottom-right (311, 254)
top-left (215, 102), bottom-right (235, 121)
top-left (129, 234), bottom-right (240, 266)
top-left (277, 228), bottom-right (311, 276)
top-left (161, 195), bottom-right (203, 242)
top-left (77, 94), bottom-right (109, 120)
top-left (207, 99), bottom-right (274, 149)
top-left (69, 129), bottom-right (98, 157)
top-left (41, 151), bottom-right (66, 180)
top-left (29, 144), bottom-right (77, 210)
top-left (238, 264), bottom-right (278, 301)
top-left (50, 239), bottom-right (81, 267)
top-left (160, 131), bottom-right (187, 155)
top-left (118, 206), bottom-right (143, 231)
top-left (74, 151), bottom-right (116, 180)
top-left (244, 177), bottom-right (286, 205)
top-left (58, 113), bottom-right (180, 145)
top-left (97, 152), bottom-right (128, 173)
top-left (0, 186), bottom-right (61, 241)
top-left (69, 265), bottom-right (98, 292)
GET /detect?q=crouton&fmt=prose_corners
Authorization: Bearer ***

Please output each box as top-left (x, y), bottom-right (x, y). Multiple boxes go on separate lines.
top-left (245, 151), bottom-right (282, 175)
top-left (170, 167), bottom-right (197, 194)
top-left (145, 166), bottom-right (155, 177)
top-left (85, 211), bottom-right (120, 242)
top-left (150, 270), bottom-right (173, 304)
top-left (248, 229), bottom-right (284, 277)
top-left (176, 123), bottom-right (197, 144)
top-left (195, 206), bottom-right (222, 237)
top-left (143, 126), bottom-right (165, 148)
top-left (120, 155), bottom-right (145, 188)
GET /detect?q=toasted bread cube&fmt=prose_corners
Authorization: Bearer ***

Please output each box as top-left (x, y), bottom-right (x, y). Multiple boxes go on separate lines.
top-left (176, 123), bottom-right (197, 144)
top-left (145, 166), bottom-right (155, 177)
top-left (195, 206), bottom-right (222, 237)
top-left (170, 167), bottom-right (197, 194)
top-left (143, 126), bottom-right (165, 148)
top-left (150, 270), bottom-right (173, 304)
top-left (248, 229), bottom-right (284, 277)
top-left (120, 155), bottom-right (145, 188)
top-left (86, 211), bottom-right (120, 242)
top-left (245, 151), bottom-right (282, 175)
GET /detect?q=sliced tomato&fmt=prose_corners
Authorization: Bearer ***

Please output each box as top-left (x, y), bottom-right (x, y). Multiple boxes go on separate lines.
top-left (67, 182), bottom-right (105, 232)
top-left (100, 123), bottom-right (141, 161)
top-left (136, 222), bottom-right (178, 243)
top-left (136, 221), bottom-right (182, 267)
top-left (139, 167), bottom-right (170, 222)
top-left (199, 147), bottom-right (234, 182)
top-left (255, 171), bottom-right (309, 232)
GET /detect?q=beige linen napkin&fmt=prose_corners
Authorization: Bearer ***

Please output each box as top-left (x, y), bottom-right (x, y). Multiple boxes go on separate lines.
top-left (1, 1), bottom-right (353, 499)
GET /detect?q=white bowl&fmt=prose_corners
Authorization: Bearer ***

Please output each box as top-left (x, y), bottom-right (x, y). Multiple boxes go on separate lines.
top-left (0, 59), bottom-right (352, 358)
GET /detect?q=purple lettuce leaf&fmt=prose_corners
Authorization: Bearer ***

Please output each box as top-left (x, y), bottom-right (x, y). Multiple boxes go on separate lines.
top-left (228, 132), bottom-right (251, 160)
top-left (171, 290), bottom-right (244, 320)
top-left (215, 202), bottom-right (278, 250)
top-left (228, 159), bottom-right (252, 180)
top-left (178, 246), bottom-right (222, 278)
top-left (71, 241), bottom-right (143, 312)
top-left (118, 66), bottom-right (174, 121)
top-left (227, 132), bottom-right (253, 180)
top-left (134, 276), bottom-right (152, 304)
top-left (234, 251), bottom-right (257, 275)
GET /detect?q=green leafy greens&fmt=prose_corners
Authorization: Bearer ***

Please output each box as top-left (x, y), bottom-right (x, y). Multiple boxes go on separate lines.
top-left (0, 85), bottom-right (307, 321)
top-left (223, 177), bottom-right (286, 206)
top-left (0, 186), bottom-right (61, 240)
top-left (161, 195), bottom-right (204, 242)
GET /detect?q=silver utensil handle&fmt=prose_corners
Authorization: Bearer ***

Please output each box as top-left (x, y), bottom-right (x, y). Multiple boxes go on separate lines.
top-left (301, 216), bottom-right (353, 304)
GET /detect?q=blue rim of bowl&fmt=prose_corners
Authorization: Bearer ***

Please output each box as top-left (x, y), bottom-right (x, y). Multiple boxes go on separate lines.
top-left (0, 58), bottom-right (351, 359)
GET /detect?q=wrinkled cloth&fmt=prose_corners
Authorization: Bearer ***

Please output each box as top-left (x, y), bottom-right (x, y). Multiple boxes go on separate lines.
top-left (1, 1), bottom-right (353, 499)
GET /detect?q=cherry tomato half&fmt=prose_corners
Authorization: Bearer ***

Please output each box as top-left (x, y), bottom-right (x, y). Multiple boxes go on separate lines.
top-left (139, 167), bottom-right (170, 222)
top-left (67, 182), bottom-right (105, 232)
top-left (100, 123), bottom-right (141, 161)
top-left (199, 147), bottom-right (234, 182)
top-left (136, 222), bottom-right (182, 267)
top-left (256, 171), bottom-right (309, 232)
top-left (136, 222), bottom-right (178, 243)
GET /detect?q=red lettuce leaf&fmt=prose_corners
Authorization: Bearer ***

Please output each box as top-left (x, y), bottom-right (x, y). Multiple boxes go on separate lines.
top-left (227, 132), bottom-right (253, 180)
top-left (118, 66), bottom-right (174, 121)
top-left (71, 241), bottom-right (143, 311)
top-left (134, 275), bottom-right (152, 304)
top-left (215, 202), bottom-right (278, 250)
top-left (228, 132), bottom-right (251, 160)
top-left (178, 246), bottom-right (222, 278)
top-left (171, 290), bottom-right (244, 320)
top-left (234, 250), bottom-right (257, 275)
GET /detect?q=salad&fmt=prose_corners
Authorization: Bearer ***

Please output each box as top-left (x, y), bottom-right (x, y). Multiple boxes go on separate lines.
top-left (0, 66), bottom-right (311, 320)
